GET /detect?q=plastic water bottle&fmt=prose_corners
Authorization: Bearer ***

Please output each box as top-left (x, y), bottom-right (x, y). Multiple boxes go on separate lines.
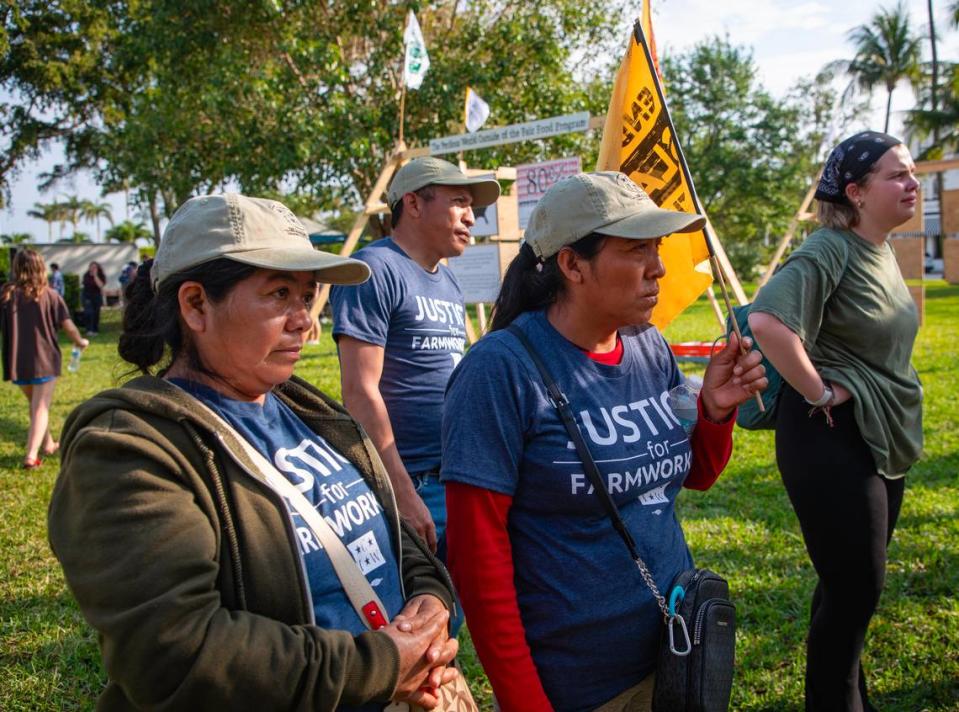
top-left (67, 346), bottom-right (82, 373)
top-left (667, 381), bottom-right (700, 436)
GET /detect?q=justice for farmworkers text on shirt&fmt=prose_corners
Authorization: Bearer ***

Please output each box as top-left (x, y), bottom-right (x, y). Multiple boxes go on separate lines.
top-left (331, 237), bottom-right (466, 475)
top-left (441, 310), bottom-right (695, 711)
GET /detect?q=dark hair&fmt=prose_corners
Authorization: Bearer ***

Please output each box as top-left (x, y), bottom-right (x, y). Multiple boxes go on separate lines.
top-left (50, 262), bottom-right (60, 271)
top-left (389, 185), bottom-right (436, 231)
top-left (489, 234), bottom-right (607, 331)
top-left (118, 257), bottom-right (257, 375)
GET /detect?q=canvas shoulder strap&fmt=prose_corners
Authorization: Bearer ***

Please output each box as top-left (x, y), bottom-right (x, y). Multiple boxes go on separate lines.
top-left (182, 391), bottom-right (390, 630)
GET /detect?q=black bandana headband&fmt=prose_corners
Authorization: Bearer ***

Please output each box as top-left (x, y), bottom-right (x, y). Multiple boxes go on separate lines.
top-left (815, 131), bottom-right (902, 205)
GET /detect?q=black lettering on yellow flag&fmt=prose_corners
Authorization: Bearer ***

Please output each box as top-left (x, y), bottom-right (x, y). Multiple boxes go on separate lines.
top-left (597, 16), bottom-right (712, 329)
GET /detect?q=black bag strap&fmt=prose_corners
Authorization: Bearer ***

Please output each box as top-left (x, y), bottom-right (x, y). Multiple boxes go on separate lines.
top-left (507, 324), bottom-right (670, 619)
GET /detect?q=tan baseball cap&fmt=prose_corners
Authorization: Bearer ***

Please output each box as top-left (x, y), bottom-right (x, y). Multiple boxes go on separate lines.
top-left (152, 193), bottom-right (370, 287)
top-left (524, 171), bottom-right (706, 260)
top-left (386, 157), bottom-right (501, 209)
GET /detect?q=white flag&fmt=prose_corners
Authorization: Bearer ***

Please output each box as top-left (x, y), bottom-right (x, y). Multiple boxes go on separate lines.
top-left (403, 10), bottom-right (430, 90)
top-left (464, 87), bottom-right (490, 133)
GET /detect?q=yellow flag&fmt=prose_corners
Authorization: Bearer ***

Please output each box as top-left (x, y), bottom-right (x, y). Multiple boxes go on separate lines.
top-left (597, 16), bottom-right (712, 330)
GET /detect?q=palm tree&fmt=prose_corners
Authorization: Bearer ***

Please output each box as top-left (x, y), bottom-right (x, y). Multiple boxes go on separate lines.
top-left (26, 202), bottom-right (59, 241)
top-left (906, 63), bottom-right (959, 158)
top-left (59, 196), bottom-right (84, 238)
top-left (847, 1), bottom-right (922, 132)
top-left (104, 220), bottom-right (152, 244)
top-left (80, 200), bottom-right (114, 242)
top-left (0, 232), bottom-right (33, 245)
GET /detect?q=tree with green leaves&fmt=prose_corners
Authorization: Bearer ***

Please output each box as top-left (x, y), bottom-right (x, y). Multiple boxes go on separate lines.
top-left (58, 196), bottom-right (84, 238)
top-left (104, 220), bottom-right (151, 244)
top-left (847, 1), bottom-right (922, 132)
top-left (661, 37), bottom-right (848, 277)
top-left (0, 232), bottom-right (32, 245)
top-left (79, 199), bottom-right (113, 241)
top-left (3, 1), bottom-right (627, 245)
top-left (906, 62), bottom-right (959, 158)
top-left (26, 202), bottom-right (60, 241)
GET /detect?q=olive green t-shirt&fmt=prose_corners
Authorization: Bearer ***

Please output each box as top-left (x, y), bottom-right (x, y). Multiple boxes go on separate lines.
top-left (752, 227), bottom-right (922, 477)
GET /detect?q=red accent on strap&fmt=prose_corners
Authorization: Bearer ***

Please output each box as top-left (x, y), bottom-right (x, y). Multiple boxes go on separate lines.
top-left (362, 601), bottom-right (388, 630)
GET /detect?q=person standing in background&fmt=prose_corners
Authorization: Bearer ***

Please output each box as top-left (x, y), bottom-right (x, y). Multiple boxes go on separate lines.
top-left (330, 157), bottom-right (499, 556)
top-left (118, 260), bottom-right (137, 306)
top-left (48, 262), bottom-right (65, 298)
top-left (81, 261), bottom-right (106, 336)
top-left (2, 249), bottom-right (87, 468)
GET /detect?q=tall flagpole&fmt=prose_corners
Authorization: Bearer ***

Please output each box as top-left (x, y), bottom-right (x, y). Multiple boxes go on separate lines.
top-left (632, 19), bottom-right (764, 412)
top-left (398, 85), bottom-right (407, 146)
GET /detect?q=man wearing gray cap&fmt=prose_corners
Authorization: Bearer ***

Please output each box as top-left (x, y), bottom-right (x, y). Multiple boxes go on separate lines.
top-left (330, 157), bottom-right (500, 554)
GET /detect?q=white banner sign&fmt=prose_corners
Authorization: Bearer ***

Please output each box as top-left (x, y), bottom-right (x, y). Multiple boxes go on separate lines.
top-left (447, 244), bottom-right (503, 303)
top-left (469, 172), bottom-right (499, 237)
top-left (516, 157), bottom-right (582, 229)
top-left (429, 112), bottom-right (590, 155)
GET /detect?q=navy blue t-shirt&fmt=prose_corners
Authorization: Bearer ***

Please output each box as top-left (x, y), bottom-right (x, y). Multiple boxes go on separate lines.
top-left (173, 381), bottom-right (404, 711)
top-left (330, 238), bottom-right (466, 474)
top-left (440, 311), bottom-right (694, 712)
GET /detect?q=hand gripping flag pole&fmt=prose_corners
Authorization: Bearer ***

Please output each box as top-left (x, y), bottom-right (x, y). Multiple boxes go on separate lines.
top-left (604, 17), bottom-right (764, 412)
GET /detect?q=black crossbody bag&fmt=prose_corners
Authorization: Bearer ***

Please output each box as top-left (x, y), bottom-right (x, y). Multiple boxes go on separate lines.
top-left (507, 325), bottom-right (736, 712)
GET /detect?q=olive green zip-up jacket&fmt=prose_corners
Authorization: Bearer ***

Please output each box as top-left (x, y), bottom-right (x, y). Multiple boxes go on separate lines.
top-left (48, 375), bottom-right (455, 711)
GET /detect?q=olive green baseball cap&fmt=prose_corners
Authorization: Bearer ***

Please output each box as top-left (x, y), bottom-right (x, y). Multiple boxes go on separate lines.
top-left (524, 171), bottom-right (706, 260)
top-left (152, 193), bottom-right (370, 288)
top-left (386, 157), bottom-right (501, 209)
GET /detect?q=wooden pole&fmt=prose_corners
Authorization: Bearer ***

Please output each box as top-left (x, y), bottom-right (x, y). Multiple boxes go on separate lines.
top-left (709, 252), bottom-right (765, 413)
top-left (704, 218), bottom-right (748, 306)
top-left (398, 86), bottom-right (407, 146)
top-left (756, 171), bottom-right (821, 295)
top-left (706, 287), bottom-right (724, 327)
top-left (307, 151), bottom-right (404, 340)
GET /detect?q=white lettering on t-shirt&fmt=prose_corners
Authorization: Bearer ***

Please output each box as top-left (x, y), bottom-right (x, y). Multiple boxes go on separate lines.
top-left (275, 438), bottom-right (350, 493)
top-left (567, 448), bottom-right (692, 496)
top-left (324, 492), bottom-right (385, 537)
top-left (577, 390), bottom-right (679, 449)
top-left (413, 295), bottom-right (465, 326)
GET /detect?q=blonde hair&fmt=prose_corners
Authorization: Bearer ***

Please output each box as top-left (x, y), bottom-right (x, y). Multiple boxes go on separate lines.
top-left (816, 155), bottom-right (884, 230)
top-left (1, 249), bottom-right (48, 303)
top-left (816, 200), bottom-right (860, 230)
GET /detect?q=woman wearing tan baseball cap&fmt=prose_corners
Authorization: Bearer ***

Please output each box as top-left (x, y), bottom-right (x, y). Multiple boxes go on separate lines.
top-left (49, 194), bottom-right (462, 710)
top-left (441, 172), bottom-right (766, 711)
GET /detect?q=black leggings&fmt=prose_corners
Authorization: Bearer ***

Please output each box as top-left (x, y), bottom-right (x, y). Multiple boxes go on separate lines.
top-left (776, 385), bottom-right (904, 712)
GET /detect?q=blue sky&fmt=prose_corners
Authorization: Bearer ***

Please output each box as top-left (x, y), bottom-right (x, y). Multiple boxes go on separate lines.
top-left (2, 0), bottom-right (956, 239)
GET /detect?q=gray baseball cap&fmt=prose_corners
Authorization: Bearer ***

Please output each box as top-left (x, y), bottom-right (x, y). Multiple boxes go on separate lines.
top-left (152, 193), bottom-right (371, 288)
top-left (524, 171), bottom-right (706, 260)
top-left (386, 157), bottom-right (501, 209)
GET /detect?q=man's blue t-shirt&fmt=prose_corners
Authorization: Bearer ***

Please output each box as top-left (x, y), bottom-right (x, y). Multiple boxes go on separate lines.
top-left (173, 381), bottom-right (404, 711)
top-left (330, 238), bottom-right (466, 475)
top-left (440, 311), bottom-right (694, 712)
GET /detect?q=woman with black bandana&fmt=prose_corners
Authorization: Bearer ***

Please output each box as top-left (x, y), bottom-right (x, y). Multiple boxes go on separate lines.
top-left (749, 132), bottom-right (923, 712)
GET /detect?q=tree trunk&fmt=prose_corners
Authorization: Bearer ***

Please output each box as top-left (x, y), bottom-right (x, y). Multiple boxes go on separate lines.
top-left (884, 89), bottom-right (893, 133)
top-left (928, 0), bottom-right (944, 259)
top-left (148, 193), bottom-right (162, 247)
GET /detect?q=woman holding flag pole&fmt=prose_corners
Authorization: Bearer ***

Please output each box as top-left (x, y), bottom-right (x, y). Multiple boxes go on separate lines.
top-left (441, 171), bottom-right (767, 712)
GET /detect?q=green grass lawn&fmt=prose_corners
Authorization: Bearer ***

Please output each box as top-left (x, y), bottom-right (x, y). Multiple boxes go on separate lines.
top-left (1, 284), bottom-right (957, 711)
